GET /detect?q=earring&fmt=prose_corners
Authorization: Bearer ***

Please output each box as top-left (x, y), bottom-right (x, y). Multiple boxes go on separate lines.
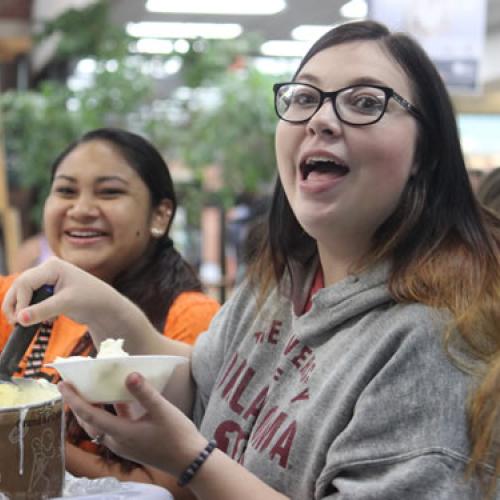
top-left (151, 227), bottom-right (164, 238)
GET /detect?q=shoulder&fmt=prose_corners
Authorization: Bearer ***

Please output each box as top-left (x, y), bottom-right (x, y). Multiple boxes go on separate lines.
top-left (163, 291), bottom-right (220, 344)
top-left (169, 291), bottom-right (220, 317)
top-left (0, 273), bottom-right (18, 298)
top-left (0, 274), bottom-right (19, 347)
top-left (357, 301), bottom-right (460, 381)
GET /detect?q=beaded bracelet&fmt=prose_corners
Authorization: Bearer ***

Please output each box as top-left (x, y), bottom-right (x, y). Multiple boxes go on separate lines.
top-left (177, 440), bottom-right (217, 487)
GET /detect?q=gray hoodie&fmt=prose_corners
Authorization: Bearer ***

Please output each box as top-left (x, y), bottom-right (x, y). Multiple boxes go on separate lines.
top-left (192, 264), bottom-right (497, 499)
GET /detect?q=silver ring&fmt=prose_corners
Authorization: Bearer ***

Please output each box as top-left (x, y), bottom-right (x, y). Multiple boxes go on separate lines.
top-left (91, 432), bottom-right (105, 445)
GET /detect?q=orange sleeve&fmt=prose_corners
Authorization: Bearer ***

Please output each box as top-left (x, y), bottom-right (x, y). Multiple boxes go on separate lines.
top-left (0, 274), bottom-right (19, 350)
top-left (162, 291), bottom-right (220, 345)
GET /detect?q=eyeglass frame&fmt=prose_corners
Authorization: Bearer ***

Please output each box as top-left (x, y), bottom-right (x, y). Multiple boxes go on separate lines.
top-left (273, 82), bottom-right (425, 126)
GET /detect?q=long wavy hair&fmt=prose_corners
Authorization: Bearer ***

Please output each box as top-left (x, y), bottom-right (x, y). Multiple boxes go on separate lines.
top-left (50, 128), bottom-right (202, 473)
top-left (249, 20), bottom-right (500, 494)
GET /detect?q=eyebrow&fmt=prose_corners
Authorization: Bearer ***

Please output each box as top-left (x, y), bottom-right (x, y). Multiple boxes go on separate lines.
top-left (296, 72), bottom-right (390, 88)
top-left (53, 174), bottom-right (129, 185)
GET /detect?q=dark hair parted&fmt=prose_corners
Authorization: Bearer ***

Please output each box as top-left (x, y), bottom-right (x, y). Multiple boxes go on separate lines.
top-left (249, 20), bottom-right (500, 493)
top-left (52, 128), bottom-right (202, 472)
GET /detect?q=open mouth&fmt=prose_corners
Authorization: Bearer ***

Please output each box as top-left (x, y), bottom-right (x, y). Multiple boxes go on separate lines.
top-left (300, 156), bottom-right (350, 181)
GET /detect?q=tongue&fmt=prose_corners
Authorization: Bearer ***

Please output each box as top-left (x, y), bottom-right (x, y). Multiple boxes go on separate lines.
top-left (306, 167), bottom-right (347, 182)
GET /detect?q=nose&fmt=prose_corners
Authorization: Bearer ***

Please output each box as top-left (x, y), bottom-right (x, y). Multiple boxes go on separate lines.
top-left (67, 195), bottom-right (99, 218)
top-left (306, 98), bottom-right (342, 138)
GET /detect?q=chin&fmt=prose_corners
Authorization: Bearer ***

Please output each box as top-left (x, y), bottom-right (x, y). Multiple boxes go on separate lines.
top-left (296, 212), bottom-right (333, 237)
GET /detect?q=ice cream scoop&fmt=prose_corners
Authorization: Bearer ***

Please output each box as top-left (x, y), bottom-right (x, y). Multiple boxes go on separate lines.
top-left (0, 285), bottom-right (53, 383)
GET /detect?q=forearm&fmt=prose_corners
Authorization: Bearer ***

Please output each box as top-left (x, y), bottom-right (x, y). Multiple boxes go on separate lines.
top-left (84, 289), bottom-right (191, 358)
top-left (187, 449), bottom-right (289, 500)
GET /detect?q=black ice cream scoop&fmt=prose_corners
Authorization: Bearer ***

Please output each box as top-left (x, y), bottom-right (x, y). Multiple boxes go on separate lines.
top-left (0, 285), bottom-right (53, 383)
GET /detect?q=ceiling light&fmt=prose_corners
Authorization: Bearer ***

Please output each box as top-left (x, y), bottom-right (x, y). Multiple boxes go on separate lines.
top-left (291, 25), bottom-right (336, 41)
top-left (260, 40), bottom-right (314, 58)
top-left (173, 39), bottom-right (190, 54)
top-left (164, 57), bottom-right (183, 75)
top-left (253, 56), bottom-right (300, 75)
top-left (146, 0), bottom-right (286, 15)
top-left (75, 58), bottom-right (97, 74)
top-left (132, 38), bottom-right (174, 54)
top-left (340, 0), bottom-right (368, 19)
top-left (126, 22), bottom-right (242, 40)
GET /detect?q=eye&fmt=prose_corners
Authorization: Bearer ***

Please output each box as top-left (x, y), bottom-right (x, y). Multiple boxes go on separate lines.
top-left (53, 185), bottom-right (76, 197)
top-left (343, 87), bottom-right (386, 115)
top-left (98, 188), bottom-right (125, 198)
top-left (290, 88), bottom-right (320, 108)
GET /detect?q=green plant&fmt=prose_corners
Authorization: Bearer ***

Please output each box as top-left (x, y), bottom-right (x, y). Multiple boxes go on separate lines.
top-left (35, 0), bottom-right (131, 60)
top-left (177, 68), bottom-right (278, 209)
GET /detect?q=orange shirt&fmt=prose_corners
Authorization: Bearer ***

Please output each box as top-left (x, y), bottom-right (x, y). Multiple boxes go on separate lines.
top-left (0, 274), bottom-right (220, 381)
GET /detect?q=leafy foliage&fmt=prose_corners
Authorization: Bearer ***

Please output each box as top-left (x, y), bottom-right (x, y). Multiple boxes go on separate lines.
top-left (0, 0), bottom-right (283, 229)
top-left (178, 68), bottom-right (278, 207)
top-left (0, 1), bottom-right (152, 226)
top-left (180, 35), bottom-right (262, 87)
top-left (35, 1), bottom-right (131, 60)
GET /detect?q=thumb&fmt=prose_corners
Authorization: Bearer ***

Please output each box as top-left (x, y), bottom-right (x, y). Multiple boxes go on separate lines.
top-left (16, 298), bottom-right (59, 326)
top-left (125, 372), bottom-right (170, 421)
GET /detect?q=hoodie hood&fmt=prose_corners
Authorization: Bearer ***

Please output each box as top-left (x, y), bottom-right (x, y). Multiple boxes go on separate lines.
top-left (291, 261), bottom-right (394, 344)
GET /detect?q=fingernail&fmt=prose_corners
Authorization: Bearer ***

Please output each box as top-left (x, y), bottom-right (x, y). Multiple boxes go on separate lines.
top-left (128, 372), bottom-right (142, 387)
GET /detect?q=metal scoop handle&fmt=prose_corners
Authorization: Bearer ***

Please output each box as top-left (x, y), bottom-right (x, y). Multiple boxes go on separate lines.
top-left (0, 285), bottom-right (54, 382)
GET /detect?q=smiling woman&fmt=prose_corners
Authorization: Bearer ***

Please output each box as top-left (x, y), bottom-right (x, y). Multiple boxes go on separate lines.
top-left (0, 128), bottom-right (219, 498)
top-left (44, 139), bottom-right (167, 283)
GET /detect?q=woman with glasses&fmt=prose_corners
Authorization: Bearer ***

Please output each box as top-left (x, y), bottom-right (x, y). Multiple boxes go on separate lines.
top-left (4, 21), bottom-right (499, 499)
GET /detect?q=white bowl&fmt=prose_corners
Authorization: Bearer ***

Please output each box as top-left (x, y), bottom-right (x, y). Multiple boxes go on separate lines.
top-left (47, 355), bottom-right (188, 403)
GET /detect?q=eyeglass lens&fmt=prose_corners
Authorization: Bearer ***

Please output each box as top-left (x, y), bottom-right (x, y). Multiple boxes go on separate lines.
top-left (276, 84), bottom-right (388, 125)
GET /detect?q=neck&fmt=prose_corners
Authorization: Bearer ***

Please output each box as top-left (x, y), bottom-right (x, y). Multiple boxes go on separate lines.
top-left (317, 239), bottom-right (370, 287)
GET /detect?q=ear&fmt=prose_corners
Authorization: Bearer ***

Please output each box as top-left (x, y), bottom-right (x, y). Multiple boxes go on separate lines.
top-left (150, 199), bottom-right (174, 238)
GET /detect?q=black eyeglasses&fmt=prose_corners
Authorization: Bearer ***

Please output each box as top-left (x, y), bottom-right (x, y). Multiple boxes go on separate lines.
top-left (273, 82), bottom-right (424, 126)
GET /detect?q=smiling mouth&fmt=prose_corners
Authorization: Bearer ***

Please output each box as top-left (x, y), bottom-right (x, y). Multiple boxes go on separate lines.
top-left (300, 157), bottom-right (350, 181)
top-left (65, 230), bottom-right (107, 239)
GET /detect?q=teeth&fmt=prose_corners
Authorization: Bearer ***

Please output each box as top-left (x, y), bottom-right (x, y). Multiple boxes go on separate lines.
top-left (305, 156), bottom-right (346, 167)
top-left (68, 231), bottom-right (103, 237)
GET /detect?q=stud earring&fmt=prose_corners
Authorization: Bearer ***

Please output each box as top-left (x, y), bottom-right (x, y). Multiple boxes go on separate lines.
top-left (151, 227), bottom-right (164, 238)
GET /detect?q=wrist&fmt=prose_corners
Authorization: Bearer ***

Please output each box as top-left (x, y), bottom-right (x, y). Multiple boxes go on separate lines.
top-left (177, 440), bottom-right (217, 488)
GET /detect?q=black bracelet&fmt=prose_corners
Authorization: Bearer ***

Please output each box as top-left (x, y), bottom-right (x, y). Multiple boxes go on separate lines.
top-left (177, 440), bottom-right (217, 487)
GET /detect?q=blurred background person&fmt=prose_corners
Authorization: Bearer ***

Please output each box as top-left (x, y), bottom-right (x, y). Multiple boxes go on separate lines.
top-left (225, 192), bottom-right (270, 287)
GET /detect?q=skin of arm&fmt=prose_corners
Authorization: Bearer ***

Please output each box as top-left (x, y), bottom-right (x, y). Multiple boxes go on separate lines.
top-left (58, 373), bottom-right (289, 500)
